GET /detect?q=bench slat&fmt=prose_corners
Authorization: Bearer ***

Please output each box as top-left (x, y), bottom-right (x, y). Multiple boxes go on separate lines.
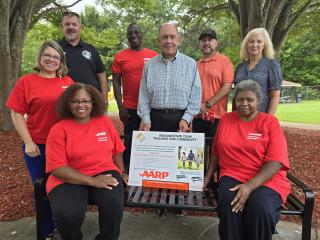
top-left (150, 188), bottom-right (159, 204)
top-left (195, 191), bottom-right (203, 206)
top-left (141, 188), bottom-right (151, 204)
top-left (160, 188), bottom-right (167, 204)
top-left (178, 190), bottom-right (184, 205)
top-left (169, 189), bottom-right (176, 205)
top-left (132, 186), bottom-right (142, 203)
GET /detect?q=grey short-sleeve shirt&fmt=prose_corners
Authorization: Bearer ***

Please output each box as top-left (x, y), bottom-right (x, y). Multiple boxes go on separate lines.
top-left (234, 57), bottom-right (282, 112)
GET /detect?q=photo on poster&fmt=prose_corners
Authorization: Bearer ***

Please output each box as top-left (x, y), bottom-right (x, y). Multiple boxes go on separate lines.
top-left (178, 146), bottom-right (204, 171)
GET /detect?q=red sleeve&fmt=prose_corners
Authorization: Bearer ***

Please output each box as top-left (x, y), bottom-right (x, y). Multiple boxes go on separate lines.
top-left (264, 116), bottom-right (290, 170)
top-left (46, 122), bottom-right (68, 173)
top-left (6, 77), bottom-right (28, 114)
top-left (111, 53), bottom-right (122, 74)
top-left (104, 116), bottom-right (125, 155)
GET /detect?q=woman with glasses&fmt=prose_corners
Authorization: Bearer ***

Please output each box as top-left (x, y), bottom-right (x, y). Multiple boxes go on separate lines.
top-left (6, 40), bottom-right (73, 239)
top-left (46, 83), bottom-right (128, 240)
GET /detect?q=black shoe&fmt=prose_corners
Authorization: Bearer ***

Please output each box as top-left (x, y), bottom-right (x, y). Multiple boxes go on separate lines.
top-left (156, 208), bottom-right (168, 219)
top-left (175, 209), bottom-right (186, 217)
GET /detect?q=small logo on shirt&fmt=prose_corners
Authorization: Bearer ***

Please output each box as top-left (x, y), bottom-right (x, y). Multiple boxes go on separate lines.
top-left (247, 132), bottom-right (262, 140)
top-left (82, 50), bottom-right (92, 60)
top-left (96, 132), bottom-right (107, 142)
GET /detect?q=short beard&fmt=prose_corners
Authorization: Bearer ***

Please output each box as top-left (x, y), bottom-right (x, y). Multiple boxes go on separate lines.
top-left (65, 34), bottom-right (76, 42)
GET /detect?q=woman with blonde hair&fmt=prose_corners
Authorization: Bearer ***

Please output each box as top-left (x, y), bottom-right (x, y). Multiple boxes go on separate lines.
top-left (234, 28), bottom-right (283, 114)
top-left (6, 40), bottom-right (74, 239)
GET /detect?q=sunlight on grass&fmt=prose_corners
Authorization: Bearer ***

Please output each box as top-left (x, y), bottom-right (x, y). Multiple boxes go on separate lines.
top-left (276, 100), bottom-right (320, 124)
top-left (107, 100), bottom-right (118, 113)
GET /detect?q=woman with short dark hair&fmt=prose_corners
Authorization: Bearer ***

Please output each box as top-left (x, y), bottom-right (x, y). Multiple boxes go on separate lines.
top-left (46, 83), bottom-right (127, 240)
top-left (204, 80), bottom-right (290, 240)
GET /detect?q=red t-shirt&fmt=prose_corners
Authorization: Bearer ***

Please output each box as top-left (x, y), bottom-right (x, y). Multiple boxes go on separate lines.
top-left (212, 112), bottom-right (290, 202)
top-left (6, 73), bottom-right (74, 144)
top-left (197, 53), bottom-right (234, 119)
top-left (112, 48), bottom-right (158, 109)
top-left (46, 115), bottom-right (125, 194)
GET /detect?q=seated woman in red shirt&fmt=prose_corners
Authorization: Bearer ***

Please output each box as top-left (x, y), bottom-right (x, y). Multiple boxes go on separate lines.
top-left (204, 79), bottom-right (290, 240)
top-left (46, 83), bottom-right (128, 240)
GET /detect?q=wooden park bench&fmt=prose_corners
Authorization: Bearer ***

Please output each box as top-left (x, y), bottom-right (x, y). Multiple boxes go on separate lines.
top-left (35, 137), bottom-right (314, 240)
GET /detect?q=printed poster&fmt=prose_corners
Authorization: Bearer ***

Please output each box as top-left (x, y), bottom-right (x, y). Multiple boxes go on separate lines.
top-left (128, 131), bottom-right (205, 191)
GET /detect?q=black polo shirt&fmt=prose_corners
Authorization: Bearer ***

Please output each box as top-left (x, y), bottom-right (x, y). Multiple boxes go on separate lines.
top-left (59, 38), bottom-right (106, 91)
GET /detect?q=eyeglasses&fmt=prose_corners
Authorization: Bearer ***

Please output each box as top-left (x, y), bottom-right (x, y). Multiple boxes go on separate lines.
top-left (70, 99), bottom-right (92, 106)
top-left (42, 53), bottom-right (61, 62)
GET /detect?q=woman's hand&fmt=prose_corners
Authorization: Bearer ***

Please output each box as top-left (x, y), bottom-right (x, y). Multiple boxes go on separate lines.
top-left (91, 174), bottom-right (119, 189)
top-left (229, 182), bottom-right (254, 213)
top-left (122, 173), bottom-right (129, 185)
top-left (25, 141), bottom-right (41, 158)
top-left (203, 174), bottom-right (212, 191)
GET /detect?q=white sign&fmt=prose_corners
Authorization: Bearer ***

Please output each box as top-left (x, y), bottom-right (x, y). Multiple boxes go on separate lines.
top-left (128, 131), bottom-right (205, 191)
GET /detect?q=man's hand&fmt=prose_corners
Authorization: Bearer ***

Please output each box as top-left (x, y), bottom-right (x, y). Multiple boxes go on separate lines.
top-left (91, 174), bottom-right (119, 190)
top-left (178, 119), bottom-right (189, 132)
top-left (119, 106), bottom-right (130, 125)
top-left (229, 183), bottom-right (254, 213)
top-left (200, 103), bottom-right (208, 113)
top-left (139, 121), bottom-right (151, 131)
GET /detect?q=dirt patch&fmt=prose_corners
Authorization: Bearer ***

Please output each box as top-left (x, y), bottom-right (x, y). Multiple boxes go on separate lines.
top-left (0, 116), bottom-right (319, 229)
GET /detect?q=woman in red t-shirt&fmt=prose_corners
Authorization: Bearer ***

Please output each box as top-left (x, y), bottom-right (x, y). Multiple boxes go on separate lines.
top-left (46, 83), bottom-right (127, 240)
top-left (6, 40), bottom-right (73, 239)
top-left (204, 79), bottom-right (290, 240)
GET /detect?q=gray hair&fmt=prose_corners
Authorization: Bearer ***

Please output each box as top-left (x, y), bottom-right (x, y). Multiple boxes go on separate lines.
top-left (234, 80), bottom-right (262, 101)
top-left (34, 40), bottom-right (68, 77)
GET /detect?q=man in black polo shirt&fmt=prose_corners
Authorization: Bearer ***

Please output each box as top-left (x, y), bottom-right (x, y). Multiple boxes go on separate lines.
top-left (59, 11), bottom-right (108, 100)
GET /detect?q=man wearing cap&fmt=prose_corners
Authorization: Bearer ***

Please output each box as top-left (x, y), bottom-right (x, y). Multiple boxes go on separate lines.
top-left (193, 29), bottom-right (234, 138)
top-left (112, 23), bottom-right (158, 173)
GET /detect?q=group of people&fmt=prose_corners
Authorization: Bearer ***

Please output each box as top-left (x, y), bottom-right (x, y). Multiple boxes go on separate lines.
top-left (6, 10), bottom-right (290, 240)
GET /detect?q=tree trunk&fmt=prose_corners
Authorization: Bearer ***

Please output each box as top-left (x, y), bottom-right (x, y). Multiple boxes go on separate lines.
top-left (0, 0), bottom-right (79, 131)
top-left (0, 0), bottom-right (35, 131)
top-left (229, 0), bottom-right (317, 51)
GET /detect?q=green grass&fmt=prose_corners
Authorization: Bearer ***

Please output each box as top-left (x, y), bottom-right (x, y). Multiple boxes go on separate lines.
top-left (276, 100), bottom-right (320, 124)
top-left (107, 100), bottom-right (119, 113)
top-left (108, 99), bottom-right (320, 124)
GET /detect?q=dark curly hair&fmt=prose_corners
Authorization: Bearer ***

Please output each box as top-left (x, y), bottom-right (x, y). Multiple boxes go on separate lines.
top-left (57, 83), bottom-right (106, 119)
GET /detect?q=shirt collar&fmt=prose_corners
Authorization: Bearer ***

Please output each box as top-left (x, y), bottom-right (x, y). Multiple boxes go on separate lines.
top-left (160, 50), bottom-right (180, 63)
top-left (199, 51), bottom-right (219, 62)
top-left (61, 38), bottom-right (84, 47)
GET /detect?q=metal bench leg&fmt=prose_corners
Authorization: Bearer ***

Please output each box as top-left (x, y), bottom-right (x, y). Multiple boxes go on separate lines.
top-left (301, 191), bottom-right (314, 240)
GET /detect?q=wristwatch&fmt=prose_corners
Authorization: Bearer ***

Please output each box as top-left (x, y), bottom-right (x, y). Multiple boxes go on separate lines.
top-left (205, 101), bottom-right (212, 109)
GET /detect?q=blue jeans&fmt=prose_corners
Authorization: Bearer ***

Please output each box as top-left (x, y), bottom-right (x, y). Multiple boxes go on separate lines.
top-left (23, 144), bottom-right (54, 236)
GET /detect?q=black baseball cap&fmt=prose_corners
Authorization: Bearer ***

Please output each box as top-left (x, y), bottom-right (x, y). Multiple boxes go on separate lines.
top-left (198, 29), bottom-right (217, 40)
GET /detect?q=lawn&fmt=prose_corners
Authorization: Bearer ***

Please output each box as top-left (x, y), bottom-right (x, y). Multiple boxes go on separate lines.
top-left (276, 100), bottom-right (320, 124)
top-left (107, 100), bottom-right (118, 113)
top-left (108, 99), bottom-right (320, 125)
